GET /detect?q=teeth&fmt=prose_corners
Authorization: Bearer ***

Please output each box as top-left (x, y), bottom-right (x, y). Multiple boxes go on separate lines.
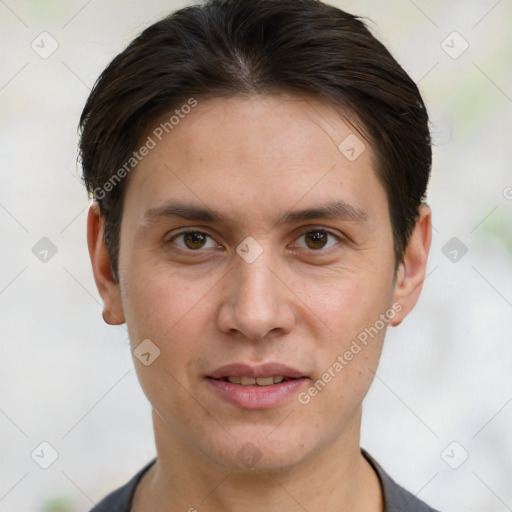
top-left (255, 376), bottom-right (274, 386)
top-left (225, 375), bottom-right (289, 386)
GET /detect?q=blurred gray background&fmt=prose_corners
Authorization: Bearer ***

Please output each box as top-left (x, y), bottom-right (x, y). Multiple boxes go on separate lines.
top-left (1, 1), bottom-right (511, 511)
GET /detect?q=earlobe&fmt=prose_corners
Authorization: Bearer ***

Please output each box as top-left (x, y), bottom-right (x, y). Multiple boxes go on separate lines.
top-left (390, 204), bottom-right (432, 327)
top-left (87, 203), bottom-right (125, 325)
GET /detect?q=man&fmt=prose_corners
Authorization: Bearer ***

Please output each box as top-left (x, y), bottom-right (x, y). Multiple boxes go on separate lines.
top-left (80, 0), bottom-right (439, 510)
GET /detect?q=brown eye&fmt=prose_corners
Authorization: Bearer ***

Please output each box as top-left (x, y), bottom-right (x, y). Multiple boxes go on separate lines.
top-left (296, 229), bottom-right (341, 251)
top-left (169, 231), bottom-right (218, 251)
top-left (183, 232), bottom-right (207, 249)
top-left (305, 231), bottom-right (328, 249)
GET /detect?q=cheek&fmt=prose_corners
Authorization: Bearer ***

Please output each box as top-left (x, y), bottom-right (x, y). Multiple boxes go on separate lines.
top-left (120, 272), bottom-right (202, 409)
top-left (301, 265), bottom-right (393, 403)
top-left (121, 266), bottom-right (198, 338)
top-left (307, 266), bottom-right (394, 340)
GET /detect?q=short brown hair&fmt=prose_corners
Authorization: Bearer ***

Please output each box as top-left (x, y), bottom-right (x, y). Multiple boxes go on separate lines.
top-left (79, 0), bottom-right (431, 281)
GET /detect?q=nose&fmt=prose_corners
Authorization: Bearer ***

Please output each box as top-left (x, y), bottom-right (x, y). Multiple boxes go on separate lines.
top-left (216, 246), bottom-right (295, 340)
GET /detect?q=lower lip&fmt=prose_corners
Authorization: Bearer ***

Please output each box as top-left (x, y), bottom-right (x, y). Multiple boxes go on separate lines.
top-left (206, 377), bottom-right (308, 409)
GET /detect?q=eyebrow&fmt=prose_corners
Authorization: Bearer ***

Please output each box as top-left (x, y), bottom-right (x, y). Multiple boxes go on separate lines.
top-left (143, 200), bottom-right (368, 226)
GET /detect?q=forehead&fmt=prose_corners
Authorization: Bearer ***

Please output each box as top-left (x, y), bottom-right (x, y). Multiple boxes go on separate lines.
top-left (151, 94), bottom-right (368, 169)
top-left (123, 94), bottom-right (386, 228)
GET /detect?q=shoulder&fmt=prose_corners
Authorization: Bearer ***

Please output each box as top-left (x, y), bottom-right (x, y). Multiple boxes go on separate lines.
top-left (88, 458), bottom-right (157, 512)
top-left (362, 450), bottom-right (441, 512)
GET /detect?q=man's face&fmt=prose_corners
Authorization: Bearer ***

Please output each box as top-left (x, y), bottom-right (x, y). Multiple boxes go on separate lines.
top-left (107, 94), bottom-right (411, 471)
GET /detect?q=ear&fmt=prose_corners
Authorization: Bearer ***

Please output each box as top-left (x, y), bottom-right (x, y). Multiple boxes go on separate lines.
top-left (87, 203), bottom-right (125, 325)
top-left (390, 203), bottom-right (432, 327)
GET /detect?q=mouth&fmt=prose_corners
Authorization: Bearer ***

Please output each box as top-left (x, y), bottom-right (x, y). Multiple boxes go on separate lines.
top-left (205, 363), bottom-right (309, 409)
top-left (207, 362), bottom-right (307, 382)
top-left (212, 375), bottom-right (299, 386)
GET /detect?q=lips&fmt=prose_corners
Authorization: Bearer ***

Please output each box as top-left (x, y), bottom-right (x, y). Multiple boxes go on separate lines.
top-left (206, 363), bottom-right (309, 409)
top-left (207, 363), bottom-right (307, 381)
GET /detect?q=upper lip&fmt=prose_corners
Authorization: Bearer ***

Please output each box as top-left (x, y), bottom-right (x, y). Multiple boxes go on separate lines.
top-left (208, 363), bottom-right (307, 379)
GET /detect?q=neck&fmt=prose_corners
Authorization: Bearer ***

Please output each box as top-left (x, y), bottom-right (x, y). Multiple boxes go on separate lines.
top-left (132, 408), bottom-right (383, 512)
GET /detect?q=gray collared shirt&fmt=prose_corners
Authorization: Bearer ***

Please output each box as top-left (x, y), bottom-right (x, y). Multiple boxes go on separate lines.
top-left (362, 449), bottom-right (441, 511)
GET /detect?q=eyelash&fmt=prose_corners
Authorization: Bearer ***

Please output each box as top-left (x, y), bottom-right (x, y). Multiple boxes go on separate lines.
top-left (165, 228), bottom-right (343, 254)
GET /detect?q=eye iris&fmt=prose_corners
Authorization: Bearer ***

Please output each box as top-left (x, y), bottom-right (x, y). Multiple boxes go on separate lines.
top-left (184, 232), bottom-right (206, 249)
top-left (305, 231), bottom-right (327, 250)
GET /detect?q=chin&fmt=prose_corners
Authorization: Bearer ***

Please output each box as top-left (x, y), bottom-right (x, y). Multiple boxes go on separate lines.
top-left (197, 429), bottom-right (312, 474)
